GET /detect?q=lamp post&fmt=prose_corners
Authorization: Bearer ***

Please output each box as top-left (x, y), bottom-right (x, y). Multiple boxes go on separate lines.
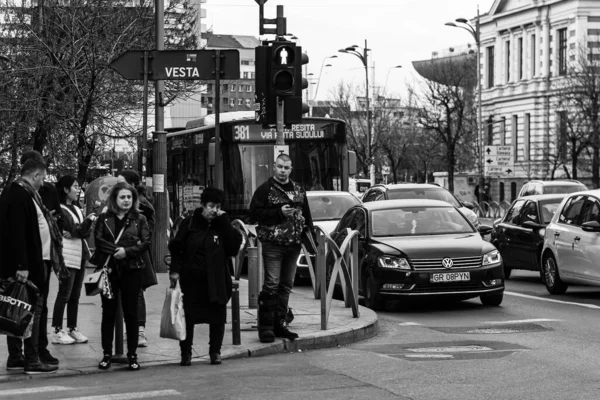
top-left (311, 61), bottom-right (333, 101)
top-left (383, 65), bottom-right (402, 98)
top-left (446, 7), bottom-right (483, 201)
top-left (339, 39), bottom-right (375, 185)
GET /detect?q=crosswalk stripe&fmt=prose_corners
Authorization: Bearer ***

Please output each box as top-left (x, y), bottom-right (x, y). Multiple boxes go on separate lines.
top-left (483, 318), bottom-right (562, 324)
top-left (60, 390), bottom-right (180, 400)
top-left (505, 291), bottom-right (600, 310)
top-left (0, 386), bottom-right (72, 396)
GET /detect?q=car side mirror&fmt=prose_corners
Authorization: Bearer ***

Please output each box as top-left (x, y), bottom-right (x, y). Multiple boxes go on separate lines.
top-left (479, 224), bottom-right (493, 235)
top-left (462, 201), bottom-right (474, 210)
top-left (582, 221), bottom-right (600, 232)
top-left (522, 220), bottom-right (543, 230)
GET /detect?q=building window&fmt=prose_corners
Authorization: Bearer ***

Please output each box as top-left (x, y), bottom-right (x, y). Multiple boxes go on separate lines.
top-left (207, 83), bottom-right (213, 93)
top-left (500, 117), bottom-right (506, 145)
top-left (486, 116), bottom-right (494, 145)
top-left (486, 46), bottom-right (495, 88)
top-left (524, 113), bottom-right (530, 161)
top-left (207, 97), bottom-right (213, 106)
top-left (246, 85), bottom-right (253, 92)
top-left (222, 84), bottom-right (228, 92)
top-left (518, 37), bottom-right (524, 80)
top-left (505, 40), bottom-right (511, 83)
top-left (243, 72), bottom-right (249, 79)
top-left (531, 34), bottom-right (536, 77)
top-left (238, 98), bottom-right (243, 105)
top-left (230, 99), bottom-right (235, 107)
top-left (245, 99), bottom-right (251, 108)
top-left (230, 84), bottom-right (236, 92)
top-left (223, 97), bottom-right (228, 105)
top-left (241, 60), bottom-right (251, 65)
top-left (557, 111), bottom-right (568, 160)
top-left (558, 28), bottom-right (567, 75)
top-left (512, 115), bottom-right (518, 162)
top-left (201, 96), bottom-right (206, 105)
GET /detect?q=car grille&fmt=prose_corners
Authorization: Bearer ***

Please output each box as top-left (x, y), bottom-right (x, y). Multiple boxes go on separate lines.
top-left (410, 256), bottom-right (482, 270)
top-left (410, 282), bottom-right (488, 293)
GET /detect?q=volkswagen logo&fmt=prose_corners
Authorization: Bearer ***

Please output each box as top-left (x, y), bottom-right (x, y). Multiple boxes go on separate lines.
top-left (441, 258), bottom-right (454, 269)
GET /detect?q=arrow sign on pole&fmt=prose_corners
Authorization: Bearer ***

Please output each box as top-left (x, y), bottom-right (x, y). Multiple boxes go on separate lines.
top-left (109, 50), bottom-right (144, 80)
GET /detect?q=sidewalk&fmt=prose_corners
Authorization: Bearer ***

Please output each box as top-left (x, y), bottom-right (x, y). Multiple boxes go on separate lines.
top-left (0, 272), bottom-right (378, 382)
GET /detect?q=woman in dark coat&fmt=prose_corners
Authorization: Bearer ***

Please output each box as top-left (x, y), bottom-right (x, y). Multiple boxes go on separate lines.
top-left (92, 182), bottom-right (150, 371)
top-left (168, 187), bottom-right (242, 366)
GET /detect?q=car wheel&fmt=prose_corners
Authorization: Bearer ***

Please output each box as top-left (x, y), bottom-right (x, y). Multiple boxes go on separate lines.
top-left (480, 292), bottom-right (503, 306)
top-left (543, 253), bottom-right (568, 295)
top-left (364, 276), bottom-right (384, 311)
top-left (503, 265), bottom-right (512, 279)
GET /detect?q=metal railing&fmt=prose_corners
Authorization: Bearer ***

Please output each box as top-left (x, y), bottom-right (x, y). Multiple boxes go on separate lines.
top-left (473, 200), bottom-right (512, 220)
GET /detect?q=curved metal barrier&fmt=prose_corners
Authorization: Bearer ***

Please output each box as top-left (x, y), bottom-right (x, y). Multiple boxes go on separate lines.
top-left (231, 219), bottom-right (251, 281)
top-left (301, 226), bottom-right (360, 330)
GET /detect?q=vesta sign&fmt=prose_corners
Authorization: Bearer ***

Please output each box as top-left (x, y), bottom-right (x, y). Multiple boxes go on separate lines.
top-left (165, 67), bottom-right (201, 78)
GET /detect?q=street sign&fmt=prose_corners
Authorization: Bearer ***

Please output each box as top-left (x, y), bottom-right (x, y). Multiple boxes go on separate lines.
top-left (484, 145), bottom-right (514, 176)
top-left (382, 166), bottom-right (391, 176)
top-left (110, 50), bottom-right (240, 81)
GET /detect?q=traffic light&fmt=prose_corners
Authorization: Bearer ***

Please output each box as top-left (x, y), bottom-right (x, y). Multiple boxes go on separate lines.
top-left (255, 44), bottom-right (276, 126)
top-left (284, 47), bottom-right (309, 124)
top-left (271, 41), bottom-right (296, 97)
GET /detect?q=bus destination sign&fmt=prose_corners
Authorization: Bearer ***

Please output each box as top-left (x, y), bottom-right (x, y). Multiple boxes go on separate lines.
top-left (232, 123), bottom-right (333, 142)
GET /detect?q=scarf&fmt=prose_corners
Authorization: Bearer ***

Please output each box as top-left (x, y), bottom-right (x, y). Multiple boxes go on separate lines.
top-left (16, 178), bottom-right (70, 282)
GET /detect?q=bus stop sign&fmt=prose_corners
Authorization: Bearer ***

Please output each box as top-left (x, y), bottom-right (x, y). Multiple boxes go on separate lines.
top-left (110, 49), bottom-right (240, 81)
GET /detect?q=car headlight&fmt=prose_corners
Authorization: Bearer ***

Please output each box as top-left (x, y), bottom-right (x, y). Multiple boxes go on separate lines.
top-left (378, 256), bottom-right (411, 270)
top-left (482, 250), bottom-right (501, 266)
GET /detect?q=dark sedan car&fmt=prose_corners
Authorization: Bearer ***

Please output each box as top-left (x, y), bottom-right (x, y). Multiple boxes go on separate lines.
top-left (491, 194), bottom-right (566, 280)
top-left (329, 199), bottom-right (504, 310)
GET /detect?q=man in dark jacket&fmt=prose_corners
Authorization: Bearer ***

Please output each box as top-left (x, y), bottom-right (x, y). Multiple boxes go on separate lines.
top-left (249, 154), bottom-right (314, 343)
top-left (0, 157), bottom-right (59, 374)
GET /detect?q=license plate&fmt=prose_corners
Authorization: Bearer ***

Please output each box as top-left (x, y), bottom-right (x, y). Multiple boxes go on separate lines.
top-left (430, 272), bottom-right (470, 283)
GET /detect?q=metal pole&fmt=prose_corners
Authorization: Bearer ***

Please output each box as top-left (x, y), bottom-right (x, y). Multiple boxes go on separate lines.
top-left (476, 7), bottom-right (484, 201)
top-left (231, 281), bottom-right (241, 345)
top-left (276, 97), bottom-right (284, 145)
top-left (152, 0), bottom-right (168, 272)
top-left (214, 50), bottom-right (222, 189)
top-left (112, 292), bottom-right (126, 364)
top-left (141, 51), bottom-right (149, 184)
top-left (317, 232), bottom-right (327, 329)
top-left (365, 39), bottom-right (374, 186)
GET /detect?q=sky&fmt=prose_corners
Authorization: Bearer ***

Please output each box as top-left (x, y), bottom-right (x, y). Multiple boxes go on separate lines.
top-left (203, 0), bottom-right (497, 101)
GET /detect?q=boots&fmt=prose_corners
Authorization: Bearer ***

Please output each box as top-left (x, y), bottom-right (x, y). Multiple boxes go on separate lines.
top-left (257, 291), bottom-right (277, 343)
top-left (274, 311), bottom-right (299, 340)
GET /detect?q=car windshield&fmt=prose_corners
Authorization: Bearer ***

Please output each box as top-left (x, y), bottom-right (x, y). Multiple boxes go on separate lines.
top-left (370, 206), bottom-right (475, 237)
top-left (543, 184), bottom-right (587, 194)
top-left (308, 194), bottom-right (361, 221)
top-left (386, 188), bottom-right (462, 208)
top-left (539, 199), bottom-right (563, 223)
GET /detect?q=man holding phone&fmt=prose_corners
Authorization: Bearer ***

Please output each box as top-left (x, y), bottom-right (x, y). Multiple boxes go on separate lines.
top-left (250, 154), bottom-right (314, 343)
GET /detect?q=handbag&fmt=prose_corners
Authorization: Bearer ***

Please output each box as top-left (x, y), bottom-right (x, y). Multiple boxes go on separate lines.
top-left (0, 279), bottom-right (39, 338)
top-left (85, 221), bottom-right (126, 297)
top-left (159, 280), bottom-right (186, 341)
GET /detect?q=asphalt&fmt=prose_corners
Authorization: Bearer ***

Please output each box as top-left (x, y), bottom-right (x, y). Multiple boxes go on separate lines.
top-left (0, 271), bottom-right (378, 382)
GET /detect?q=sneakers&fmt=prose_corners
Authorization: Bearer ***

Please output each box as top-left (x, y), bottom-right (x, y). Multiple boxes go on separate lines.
top-left (39, 352), bottom-right (59, 366)
top-left (68, 328), bottom-right (88, 344)
top-left (138, 330), bottom-right (148, 347)
top-left (24, 362), bottom-right (58, 375)
top-left (209, 353), bottom-right (222, 365)
top-left (6, 357), bottom-right (25, 371)
top-left (52, 328), bottom-right (75, 345)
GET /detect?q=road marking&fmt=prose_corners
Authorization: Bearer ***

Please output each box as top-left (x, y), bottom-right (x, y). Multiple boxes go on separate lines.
top-left (398, 322), bottom-right (421, 326)
top-left (61, 390), bottom-right (180, 400)
top-left (505, 291), bottom-right (600, 310)
top-left (407, 345), bottom-right (493, 353)
top-left (0, 386), bottom-right (72, 396)
top-left (405, 354), bottom-right (454, 359)
top-left (482, 318), bottom-right (562, 324)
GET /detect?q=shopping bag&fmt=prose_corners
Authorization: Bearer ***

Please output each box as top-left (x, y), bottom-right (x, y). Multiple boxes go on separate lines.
top-left (159, 281), bottom-right (186, 341)
top-left (84, 270), bottom-right (104, 296)
top-left (0, 279), bottom-right (38, 338)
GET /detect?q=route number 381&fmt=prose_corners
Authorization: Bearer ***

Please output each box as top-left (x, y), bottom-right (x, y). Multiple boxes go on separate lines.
top-left (234, 125), bottom-right (250, 141)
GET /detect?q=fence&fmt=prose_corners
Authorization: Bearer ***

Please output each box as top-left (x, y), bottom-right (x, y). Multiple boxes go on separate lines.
top-left (472, 200), bottom-right (512, 220)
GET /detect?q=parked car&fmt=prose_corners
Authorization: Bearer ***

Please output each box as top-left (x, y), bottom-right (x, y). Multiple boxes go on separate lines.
top-left (361, 183), bottom-right (480, 228)
top-left (328, 199), bottom-right (503, 310)
top-left (295, 191), bottom-right (361, 281)
top-left (541, 190), bottom-right (600, 295)
top-left (518, 180), bottom-right (587, 198)
top-left (491, 194), bottom-right (566, 279)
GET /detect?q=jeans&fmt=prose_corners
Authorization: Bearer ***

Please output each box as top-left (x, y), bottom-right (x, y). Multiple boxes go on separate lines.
top-left (100, 268), bottom-right (142, 356)
top-left (261, 242), bottom-right (301, 315)
top-left (179, 322), bottom-right (225, 355)
top-left (137, 289), bottom-right (146, 328)
top-left (7, 261), bottom-right (51, 364)
top-left (51, 263), bottom-right (86, 328)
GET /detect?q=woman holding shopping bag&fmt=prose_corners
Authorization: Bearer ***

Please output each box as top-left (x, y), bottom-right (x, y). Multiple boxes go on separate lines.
top-left (91, 182), bottom-right (150, 371)
top-left (51, 175), bottom-right (96, 345)
top-left (168, 187), bottom-right (242, 366)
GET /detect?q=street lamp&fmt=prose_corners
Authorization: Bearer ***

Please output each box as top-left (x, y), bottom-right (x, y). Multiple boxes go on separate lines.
top-left (446, 7), bottom-right (483, 201)
top-left (311, 61), bottom-right (333, 101)
top-left (339, 39), bottom-right (375, 185)
top-left (383, 65), bottom-right (402, 97)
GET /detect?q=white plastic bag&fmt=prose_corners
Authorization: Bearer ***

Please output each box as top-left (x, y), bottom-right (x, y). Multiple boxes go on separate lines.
top-left (159, 281), bottom-right (186, 341)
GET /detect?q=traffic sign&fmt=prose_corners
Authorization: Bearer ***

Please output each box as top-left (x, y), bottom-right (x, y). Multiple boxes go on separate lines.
top-left (382, 166), bottom-right (391, 176)
top-left (110, 50), bottom-right (240, 81)
top-left (484, 145), bottom-right (514, 176)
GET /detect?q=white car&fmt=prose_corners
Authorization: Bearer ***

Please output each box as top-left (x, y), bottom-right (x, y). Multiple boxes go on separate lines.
top-left (295, 191), bottom-right (362, 281)
top-left (541, 190), bottom-right (600, 294)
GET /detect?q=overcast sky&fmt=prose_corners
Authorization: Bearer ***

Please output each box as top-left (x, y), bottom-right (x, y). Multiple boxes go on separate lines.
top-left (204, 0), bottom-right (497, 101)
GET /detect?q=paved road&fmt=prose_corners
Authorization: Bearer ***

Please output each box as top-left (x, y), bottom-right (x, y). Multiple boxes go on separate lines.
top-left (3, 270), bottom-right (600, 400)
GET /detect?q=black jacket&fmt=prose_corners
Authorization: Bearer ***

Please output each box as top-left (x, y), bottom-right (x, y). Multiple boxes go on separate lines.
top-left (168, 210), bottom-right (242, 305)
top-left (0, 183), bottom-right (45, 287)
top-left (91, 210), bottom-right (150, 270)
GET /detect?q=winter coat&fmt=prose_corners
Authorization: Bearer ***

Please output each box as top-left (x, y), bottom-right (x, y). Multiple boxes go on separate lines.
top-left (60, 204), bottom-right (93, 269)
top-left (91, 210), bottom-right (150, 270)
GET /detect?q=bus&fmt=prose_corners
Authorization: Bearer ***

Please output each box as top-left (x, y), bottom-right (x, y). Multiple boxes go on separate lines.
top-left (165, 111), bottom-right (356, 222)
